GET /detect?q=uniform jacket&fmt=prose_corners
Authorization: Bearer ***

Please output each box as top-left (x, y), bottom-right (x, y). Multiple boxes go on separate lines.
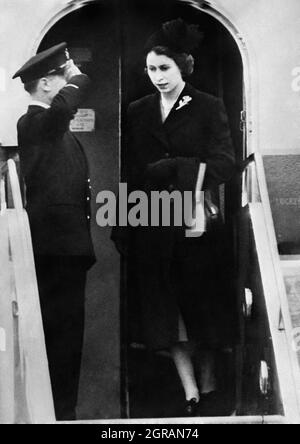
top-left (17, 74), bottom-right (95, 264)
top-left (114, 83), bottom-right (235, 259)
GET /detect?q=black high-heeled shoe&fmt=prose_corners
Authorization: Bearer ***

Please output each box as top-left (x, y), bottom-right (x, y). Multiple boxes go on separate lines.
top-left (184, 398), bottom-right (199, 417)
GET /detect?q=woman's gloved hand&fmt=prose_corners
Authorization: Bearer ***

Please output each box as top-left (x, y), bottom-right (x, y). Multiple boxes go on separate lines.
top-left (145, 158), bottom-right (177, 185)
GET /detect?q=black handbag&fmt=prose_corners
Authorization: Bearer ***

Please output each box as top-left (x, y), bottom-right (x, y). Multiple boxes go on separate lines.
top-left (204, 189), bottom-right (221, 231)
top-left (186, 163), bottom-right (220, 237)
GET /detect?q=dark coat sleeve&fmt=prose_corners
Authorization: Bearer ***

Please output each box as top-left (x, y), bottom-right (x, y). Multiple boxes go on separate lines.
top-left (126, 102), bottom-right (178, 192)
top-left (176, 98), bottom-right (235, 192)
top-left (203, 98), bottom-right (235, 189)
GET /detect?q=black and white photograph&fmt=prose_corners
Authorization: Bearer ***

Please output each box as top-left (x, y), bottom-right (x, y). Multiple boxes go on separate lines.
top-left (0, 0), bottom-right (300, 426)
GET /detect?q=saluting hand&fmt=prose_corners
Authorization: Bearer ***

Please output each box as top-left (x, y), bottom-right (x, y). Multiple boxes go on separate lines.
top-left (64, 59), bottom-right (82, 82)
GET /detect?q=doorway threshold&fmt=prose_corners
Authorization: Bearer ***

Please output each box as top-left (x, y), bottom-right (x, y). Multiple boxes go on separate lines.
top-left (59, 415), bottom-right (285, 425)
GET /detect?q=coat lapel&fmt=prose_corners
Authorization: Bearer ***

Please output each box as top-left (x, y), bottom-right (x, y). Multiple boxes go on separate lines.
top-left (163, 83), bottom-right (196, 133)
top-left (144, 83), bottom-right (196, 148)
top-left (145, 93), bottom-right (170, 149)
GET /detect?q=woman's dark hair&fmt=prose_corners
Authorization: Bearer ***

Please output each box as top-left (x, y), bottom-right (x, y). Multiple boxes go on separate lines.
top-left (144, 18), bottom-right (202, 77)
top-left (146, 45), bottom-right (195, 77)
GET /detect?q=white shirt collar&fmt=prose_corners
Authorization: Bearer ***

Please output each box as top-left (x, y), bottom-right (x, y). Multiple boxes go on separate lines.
top-left (160, 82), bottom-right (186, 109)
top-left (29, 100), bottom-right (50, 109)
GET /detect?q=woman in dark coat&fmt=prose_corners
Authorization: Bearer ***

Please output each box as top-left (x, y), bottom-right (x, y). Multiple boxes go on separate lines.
top-left (114, 19), bottom-right (236, 416)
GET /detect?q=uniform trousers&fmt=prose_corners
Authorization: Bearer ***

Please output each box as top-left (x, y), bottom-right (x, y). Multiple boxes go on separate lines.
top-left (35, 256), bottom-right (87, 421)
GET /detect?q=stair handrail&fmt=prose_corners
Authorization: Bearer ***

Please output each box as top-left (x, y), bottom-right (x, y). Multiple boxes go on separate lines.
top-left (4, 159), bottom-right (55, 423)
top-left (0, 162), bottom-right (7, 215)
top-left (244, 152), bottom-right (300, 422)
top-left (7, 160), bottom-right (23, 215)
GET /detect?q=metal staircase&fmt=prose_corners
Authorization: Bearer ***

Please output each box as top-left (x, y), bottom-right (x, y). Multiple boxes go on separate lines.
top-left (0, 160), bottom-right (55, 424)
top-left (237, 153), bottom-right (300, 424)
top-left (1, 155), bottom-right (300, 424)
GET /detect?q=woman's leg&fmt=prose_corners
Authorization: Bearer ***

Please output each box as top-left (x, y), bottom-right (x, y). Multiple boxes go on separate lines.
top-left (170, 342), bottom-right (200, 402)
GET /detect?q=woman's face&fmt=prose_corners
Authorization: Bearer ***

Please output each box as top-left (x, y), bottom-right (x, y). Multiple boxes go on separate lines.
top-left (146, 51), bottom-right (183, 94)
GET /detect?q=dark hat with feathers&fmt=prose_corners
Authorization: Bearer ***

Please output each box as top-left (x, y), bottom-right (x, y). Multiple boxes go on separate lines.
top-left (144, 18), bottom-right (203, 55)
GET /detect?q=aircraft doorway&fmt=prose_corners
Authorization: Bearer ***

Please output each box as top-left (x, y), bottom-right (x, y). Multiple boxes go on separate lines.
top-left (34, 0), bottom-right (285, 422)
top-left (120, 0), bottom-right (244, 418)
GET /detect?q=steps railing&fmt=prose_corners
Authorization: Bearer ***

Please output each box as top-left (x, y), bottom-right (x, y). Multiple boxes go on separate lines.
top-left (0, 159), bottom-right (55, 424)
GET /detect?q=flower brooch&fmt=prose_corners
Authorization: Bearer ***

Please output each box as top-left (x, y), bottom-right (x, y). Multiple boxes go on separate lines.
top-left (176, 95), bottom-right (192, 111)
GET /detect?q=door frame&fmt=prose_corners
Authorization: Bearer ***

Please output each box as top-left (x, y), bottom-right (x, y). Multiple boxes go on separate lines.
top-left (27, 0), bottom-right (254, 422)
top-left (32, 0), bottom-right (252, 158)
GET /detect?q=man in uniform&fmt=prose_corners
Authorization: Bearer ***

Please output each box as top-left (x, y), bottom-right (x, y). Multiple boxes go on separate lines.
top-left (13, 43), bottom-right (96, 421)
